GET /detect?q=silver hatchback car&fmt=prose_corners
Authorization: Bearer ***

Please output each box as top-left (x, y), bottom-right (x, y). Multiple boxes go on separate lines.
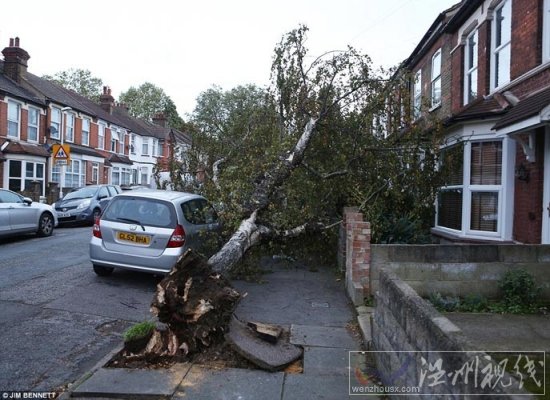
top-left (89, 190), bottom-right (220, 276)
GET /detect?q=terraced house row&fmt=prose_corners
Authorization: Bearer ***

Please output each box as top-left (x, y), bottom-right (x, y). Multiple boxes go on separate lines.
top-left (0, 38), bottom-right (191, 201)
top-left (399, 0), bottom-right (550, 244)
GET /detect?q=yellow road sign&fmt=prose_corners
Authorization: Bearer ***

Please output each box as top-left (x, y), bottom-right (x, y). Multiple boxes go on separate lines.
top-left (52, 144), bottom-right (71, 163)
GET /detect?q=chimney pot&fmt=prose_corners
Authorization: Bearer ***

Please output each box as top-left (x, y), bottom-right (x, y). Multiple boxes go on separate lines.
top-left (14, 37), bottom-right (20, 47)
top-left (9, 38), bottom-right (14, 47)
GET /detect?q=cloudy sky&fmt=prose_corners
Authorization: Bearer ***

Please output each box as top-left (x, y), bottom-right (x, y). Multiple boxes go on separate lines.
top-left (1, 0), bottom-right (458, 117)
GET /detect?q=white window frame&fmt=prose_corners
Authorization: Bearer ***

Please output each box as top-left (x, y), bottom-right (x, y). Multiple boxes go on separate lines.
top-left (431, 49), bottom-right (442, 108)
top-left (7, 159), bottom-right (45, 195)
top-left (82, 118), bottom-right (90, 146)
top-left (7, 100), bottom-right (21, 139)
top-left (413, 69), bottom-right (422, 120)
top-left (110, 127), bottom-right (119, 153)
top-left (27, 106), bottom-right (40, 143)
top-left (152, 139), bottom-right (158, 157)
top-left (98, 122), bottom-right (106, 150)
top-left (435, 137), bottom-right (514, 240)
top-left (50, 107), bottom-right (61, 140)
top-left (119, 131), bottom-right (126, 155)
top-left (64, 159), bottom-right (85, 188)
top-left (142, 138), bottom-right (149, 156)
top-left (490, 0), bottom-right (512, 90)
top-left (65, 112), bottom-right (75, 143)
top-left (464, 29), bottom-right (479, 105)
top-left (130, 134), bottom-right (136, 155)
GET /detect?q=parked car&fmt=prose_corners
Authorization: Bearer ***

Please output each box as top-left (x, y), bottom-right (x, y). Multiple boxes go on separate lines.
top-left (90, 190), bottom-right (221, 276)
top-left (0, 188), bottom-right (58, 238)
top-left (54, 184), bottom-right (122, 225)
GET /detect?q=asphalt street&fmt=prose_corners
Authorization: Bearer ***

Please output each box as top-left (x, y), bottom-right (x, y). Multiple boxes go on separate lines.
top-left (0, 226), bottom-right (160, 392)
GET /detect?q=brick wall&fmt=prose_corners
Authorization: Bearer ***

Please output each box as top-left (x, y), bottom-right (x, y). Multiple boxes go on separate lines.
top-left (511, 0), bottom-right (540, 80)
top-left (342, 208), bottom-right (371, 305)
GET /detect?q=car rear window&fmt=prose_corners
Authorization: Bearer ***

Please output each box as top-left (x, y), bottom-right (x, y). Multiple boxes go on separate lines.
top-left (103, 197), bottom-right (176, 228)
top-left (181, 198), bottom-right (218, 225)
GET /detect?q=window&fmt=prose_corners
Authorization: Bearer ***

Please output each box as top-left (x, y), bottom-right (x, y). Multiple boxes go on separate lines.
top-left (437, 140), bottom-right (504, 235)
top-left (130, 134), bottom-right (136, 154)
top-left (8, 160), bottom-right (45, 195)
top-left (50, 108), bottom-right (61, 139)
top-left (119, 131), bottom-right (126, 154)
top-left (413, 70), bottom-right (422, 119)
top-left (65, 159), bottom-right (85, 188)
top-left (8, 101), bottom-right (21, 138)
top-left (82, 118), bottom-right (90, 146)
top-left (491, 0), bottom-right (511, 89)
top-left (158, 141), bottom-right (164, 156)
top-left (122, 168), bottom-right (131, 185)
top-left (98, 122), bottom-right (106, 150)
top-left (112, 167), bottom-right (120, 185)
top-left (140, 167), bottom-right (148, 185)
top-left (65, 113), bottom-right (74, 142)
top-left (181, 199), bottom-right (218, 225)
top-left (431, 50), bottom-right (442, 108)
top-left (142, 138), bottom-right (149, 155)
top-left (110, 127), bottom-right (119, 152)
top-left (28, 107), bottom-right (40, 142)
top-left (152, 139), bottom-right (158, 157)
top-left (464, 30), bottom-right (479, 105)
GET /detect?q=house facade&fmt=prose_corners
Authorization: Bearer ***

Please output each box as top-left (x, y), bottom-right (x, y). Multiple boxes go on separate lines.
top-left (0, 38), bottom-right (190, 201)
top-left (402, 0), bottom-right (550, 244)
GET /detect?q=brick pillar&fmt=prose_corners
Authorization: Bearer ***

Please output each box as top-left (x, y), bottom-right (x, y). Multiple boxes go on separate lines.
top-left (344, 208), bottom-right (371, 305)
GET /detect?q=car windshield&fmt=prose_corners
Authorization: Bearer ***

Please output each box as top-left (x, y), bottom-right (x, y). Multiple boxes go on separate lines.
top-left (103, 197), bottom-right (176, 228)
top-left (64, 187), bottom-right (97, 200)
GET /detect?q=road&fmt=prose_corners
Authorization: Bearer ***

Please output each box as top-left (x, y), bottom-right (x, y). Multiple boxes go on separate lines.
top-left (0, 226), bottom-right (160, 392)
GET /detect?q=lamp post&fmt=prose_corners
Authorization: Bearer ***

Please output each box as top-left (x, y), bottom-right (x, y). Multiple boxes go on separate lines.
top-left (59, 106), bottom-right (72, 199)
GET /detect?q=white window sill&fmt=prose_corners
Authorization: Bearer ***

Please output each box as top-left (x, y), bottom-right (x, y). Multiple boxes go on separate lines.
top-left (429, 103), bottom-right (442, 112)
top-left (431, 227), bottom-right (508, 243)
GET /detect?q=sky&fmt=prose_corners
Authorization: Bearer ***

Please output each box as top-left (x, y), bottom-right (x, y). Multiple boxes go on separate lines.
top-left (1, 0), bottom-right (458, 118)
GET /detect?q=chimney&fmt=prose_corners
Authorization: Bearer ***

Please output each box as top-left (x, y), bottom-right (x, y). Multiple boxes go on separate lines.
top-left (2, 37), bottom-right (30, 83)
top-left (152, 112), bottom-right (167, 127)
top-left (99, 86), bottom-right (115, 114)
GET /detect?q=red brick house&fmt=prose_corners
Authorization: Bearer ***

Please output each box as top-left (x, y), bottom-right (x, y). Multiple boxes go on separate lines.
top-left (0, 38), bottom-right (190, 200)
top-left (401, 0), bottom-right (550, 244)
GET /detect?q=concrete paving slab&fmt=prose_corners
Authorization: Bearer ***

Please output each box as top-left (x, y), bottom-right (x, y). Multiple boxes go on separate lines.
top-left (174, 365), bottom-right (284, 400)
top-left (302, 346), bottom-right (352, 376)
top-left (71, 364), bottom-right (190, 399)
top-left (290, 324), bottom-right (358, 348)
top-left (446, 313), bottom-right (550, 351)
top-left (225, 317), bottom-right (302, 371)
top-left (282, 374), bottom-right (379, 399)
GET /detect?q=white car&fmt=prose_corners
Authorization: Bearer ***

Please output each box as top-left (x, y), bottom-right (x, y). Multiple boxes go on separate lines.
top-left (0, 188), bottom-right (59, 238)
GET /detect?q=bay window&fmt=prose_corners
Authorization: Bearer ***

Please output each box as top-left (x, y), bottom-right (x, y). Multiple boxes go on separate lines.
top-left (437, 140), bottom-right (505, 237)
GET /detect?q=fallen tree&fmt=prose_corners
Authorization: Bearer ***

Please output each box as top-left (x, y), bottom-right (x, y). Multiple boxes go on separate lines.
top-left (130, 26), bottom-right (445, 366)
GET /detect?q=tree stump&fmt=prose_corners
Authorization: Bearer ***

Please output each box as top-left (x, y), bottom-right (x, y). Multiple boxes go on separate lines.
top-left (141, 249), bottom-right (241, 360)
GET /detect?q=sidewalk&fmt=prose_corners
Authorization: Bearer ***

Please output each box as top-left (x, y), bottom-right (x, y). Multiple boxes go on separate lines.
top-left (64, 256), bottom-right (377, 399)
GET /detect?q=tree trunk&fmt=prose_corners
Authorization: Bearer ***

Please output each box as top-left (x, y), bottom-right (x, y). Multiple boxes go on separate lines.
top-left (209, 117), bottom-right (318, 273)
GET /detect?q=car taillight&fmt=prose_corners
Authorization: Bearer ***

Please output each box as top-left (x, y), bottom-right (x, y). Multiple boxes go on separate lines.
top-left (92, 217), bottom-right (102, 239)
top-left (167, 224), bottom-right (185, 248)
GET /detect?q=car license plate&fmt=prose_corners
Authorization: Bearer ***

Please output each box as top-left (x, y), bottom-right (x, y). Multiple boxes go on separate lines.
top-left (117, 231), bottom-right (151, 245)
top-left (57, 212), bottom-right (69, 218)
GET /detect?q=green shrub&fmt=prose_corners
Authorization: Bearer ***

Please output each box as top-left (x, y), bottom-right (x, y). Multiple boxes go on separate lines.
top-left (123, 321), bottom-right (156, 342)
top-left (459, 294), bottom-right (488, 312)
top-left (497, 269), bottom-right (541, 313)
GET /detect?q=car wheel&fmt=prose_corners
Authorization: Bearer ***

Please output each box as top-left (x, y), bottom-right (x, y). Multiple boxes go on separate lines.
top-left (37, 212), bottom-right (54, 237)
top-left (93, 265), bottom-right (114, 276)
